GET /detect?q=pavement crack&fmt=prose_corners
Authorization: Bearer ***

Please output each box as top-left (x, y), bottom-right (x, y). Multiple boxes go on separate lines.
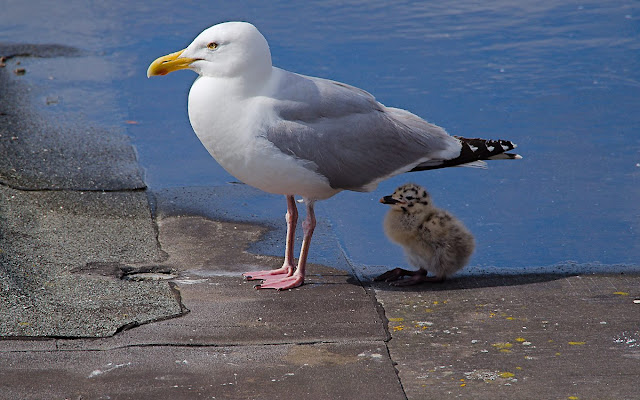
top-left (47, 339), bottom-right (392, 353)
top-left (116, 339), bottom-right (350, 350)
top-left (366, 285), bottom-right (392, 342)
top-left (168, 281), bottom-right (191, 316)
top-left (383, 342), bottom-right (409, 400)
top-left (362, 282), bottom-right (406, 398)
top-left (334, 240), bottom-right (392, 342)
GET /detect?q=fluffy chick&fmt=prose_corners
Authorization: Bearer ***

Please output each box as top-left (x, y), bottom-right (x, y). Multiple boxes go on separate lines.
top-left (375, 183), bottom-right (475, 286)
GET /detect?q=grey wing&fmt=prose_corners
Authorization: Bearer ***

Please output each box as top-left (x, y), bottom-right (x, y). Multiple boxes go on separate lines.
top-left (264, 71), bottom-right (461, 191)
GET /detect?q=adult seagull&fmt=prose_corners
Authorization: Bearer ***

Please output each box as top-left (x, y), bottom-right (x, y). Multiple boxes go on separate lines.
top-left (147, 21), bottom-right (521, 290)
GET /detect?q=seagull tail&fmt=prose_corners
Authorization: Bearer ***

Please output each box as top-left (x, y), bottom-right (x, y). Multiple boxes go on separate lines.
top-left (410, 136), bottom-right (522, 172)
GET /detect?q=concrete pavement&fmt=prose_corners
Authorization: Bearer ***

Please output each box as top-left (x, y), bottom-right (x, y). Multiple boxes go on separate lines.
top-left (1, 43), bottom-right (639, 400)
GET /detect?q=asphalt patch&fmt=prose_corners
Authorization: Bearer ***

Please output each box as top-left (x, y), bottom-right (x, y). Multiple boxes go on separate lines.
top-left (0, 163), bottom-right (185, 338)
top-left (0, 42), bottom-right (145, 190)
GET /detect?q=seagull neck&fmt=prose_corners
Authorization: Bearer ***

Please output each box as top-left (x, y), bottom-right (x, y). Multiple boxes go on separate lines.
top-left (213, 67), bottom-right (273, 97)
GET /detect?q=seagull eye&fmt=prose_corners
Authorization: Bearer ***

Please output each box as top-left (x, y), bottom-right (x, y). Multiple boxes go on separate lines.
top-left (207, 42), bottom-right (218, 50)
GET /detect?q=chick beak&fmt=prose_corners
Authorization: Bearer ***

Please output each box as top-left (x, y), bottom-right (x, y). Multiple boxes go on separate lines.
top-left (380, 196), bottom-right (401, 205)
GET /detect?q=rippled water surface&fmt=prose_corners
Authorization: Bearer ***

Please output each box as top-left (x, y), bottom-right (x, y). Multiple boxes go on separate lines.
top-left (2, 0), bottom-right (638, 273)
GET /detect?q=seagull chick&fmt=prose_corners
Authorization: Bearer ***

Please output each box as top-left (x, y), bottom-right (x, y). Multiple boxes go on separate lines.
top-left (147, 21), bottom-right (519, 290)
top-left (375, 183), bottom-right (475, 286)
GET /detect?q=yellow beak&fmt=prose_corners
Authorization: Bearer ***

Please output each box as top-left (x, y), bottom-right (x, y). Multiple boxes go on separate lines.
top-left (147, 49), bottom-right (199, 77)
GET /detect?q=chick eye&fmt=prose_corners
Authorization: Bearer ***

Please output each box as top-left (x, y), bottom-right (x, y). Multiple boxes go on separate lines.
top-left (207, 42), bottom-right (218, 50)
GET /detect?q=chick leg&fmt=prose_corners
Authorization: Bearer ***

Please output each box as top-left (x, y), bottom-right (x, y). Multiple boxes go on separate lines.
top-left (393, 271), bottom-right (445, 286)
top-left (374, 268), bottom-right (415, 282)
top-left (374, 268), bottom-right (445, 286)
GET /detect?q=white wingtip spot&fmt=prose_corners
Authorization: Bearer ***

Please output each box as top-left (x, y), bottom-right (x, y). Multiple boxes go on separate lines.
top-left (459, 160), bottom-right (488, 169)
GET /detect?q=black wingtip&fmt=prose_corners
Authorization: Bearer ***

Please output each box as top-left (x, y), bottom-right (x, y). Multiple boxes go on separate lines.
top-left (410, 136), bottom-right (521, 172)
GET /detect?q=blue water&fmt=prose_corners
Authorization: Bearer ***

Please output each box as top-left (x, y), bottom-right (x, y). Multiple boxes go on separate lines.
top-left (2, 0), bottom-right (639, 275)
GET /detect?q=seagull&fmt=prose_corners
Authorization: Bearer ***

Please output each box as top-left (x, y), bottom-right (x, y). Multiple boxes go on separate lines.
top-left (375, 183), bottom-right (475, 285)
top-left (147, 21), bottom-right (521, 290)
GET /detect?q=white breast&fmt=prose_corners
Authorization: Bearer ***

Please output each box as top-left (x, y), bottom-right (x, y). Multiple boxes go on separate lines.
top-left (187, 74), bottom-right (338, 200)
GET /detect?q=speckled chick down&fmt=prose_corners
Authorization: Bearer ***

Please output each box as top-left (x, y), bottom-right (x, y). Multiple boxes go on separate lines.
top-left (380, 183), bottom-right (475, 282)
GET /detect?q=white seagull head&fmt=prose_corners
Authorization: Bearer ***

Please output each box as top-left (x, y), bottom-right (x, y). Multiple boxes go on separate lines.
top-left (147, 21), bottom-right (272, 79)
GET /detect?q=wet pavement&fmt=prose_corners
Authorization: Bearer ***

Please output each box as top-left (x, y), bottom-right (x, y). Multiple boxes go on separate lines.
top-left (2, 34), bottom-right (640, 400)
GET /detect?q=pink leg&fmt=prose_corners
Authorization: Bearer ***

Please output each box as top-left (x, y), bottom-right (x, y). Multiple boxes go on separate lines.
top-left (258, 200), bottom-right (316, 290)
top-left (243, 195), bottom-right (297, 280)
